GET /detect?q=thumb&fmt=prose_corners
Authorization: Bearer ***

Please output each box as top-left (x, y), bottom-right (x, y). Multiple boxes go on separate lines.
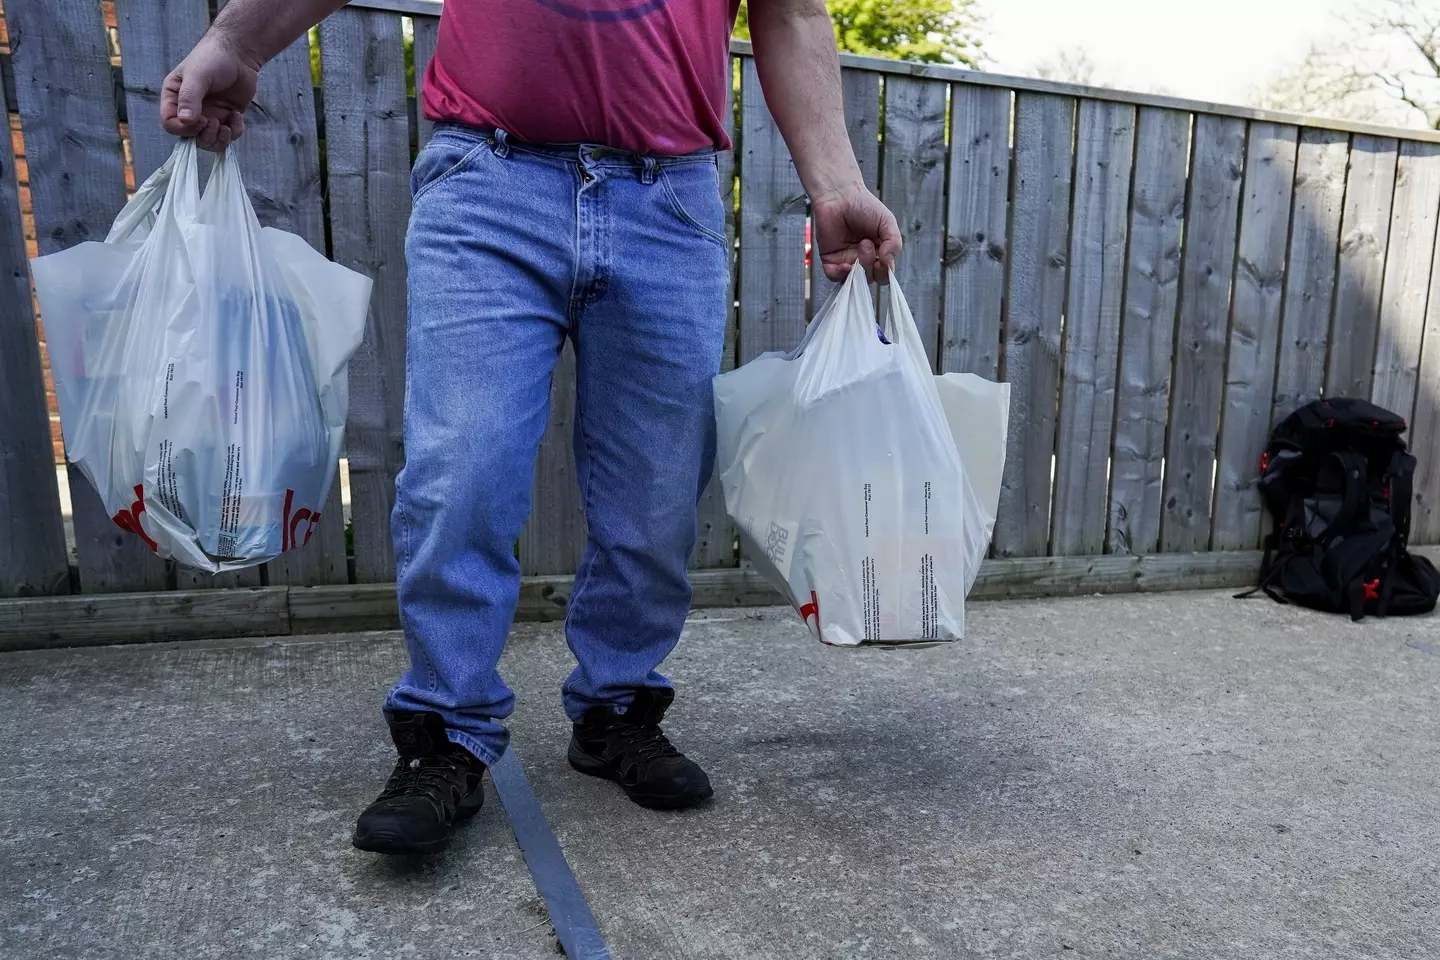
top-left (177, 69), bottom-right (207, 122)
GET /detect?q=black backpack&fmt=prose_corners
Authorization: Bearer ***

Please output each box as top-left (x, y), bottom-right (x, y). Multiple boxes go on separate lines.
top-left (1242, 397), bottom-right (1440, 620)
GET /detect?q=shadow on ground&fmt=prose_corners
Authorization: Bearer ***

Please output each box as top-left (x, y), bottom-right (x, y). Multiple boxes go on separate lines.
top-left (2, 592), bottom-right (1438, 959)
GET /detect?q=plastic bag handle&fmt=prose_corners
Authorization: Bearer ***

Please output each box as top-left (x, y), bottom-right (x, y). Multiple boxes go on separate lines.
top-left (105, 139), bottom-right (202, 244)
top-left (884, 275), bottom-right (938, 374)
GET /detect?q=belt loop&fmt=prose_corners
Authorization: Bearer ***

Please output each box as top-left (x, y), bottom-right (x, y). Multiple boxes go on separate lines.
top-left (641, 156), bottom-right (658, 185)
top-left (492, 128), bottom-right (511, 159)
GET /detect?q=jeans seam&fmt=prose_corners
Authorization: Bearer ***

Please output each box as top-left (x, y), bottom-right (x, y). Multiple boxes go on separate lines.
top-left (657, 165), bottom-right (728, 248)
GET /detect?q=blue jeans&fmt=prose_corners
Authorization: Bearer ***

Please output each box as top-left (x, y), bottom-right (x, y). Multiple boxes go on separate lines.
top-left (384, 125), bottom-right (730, 766)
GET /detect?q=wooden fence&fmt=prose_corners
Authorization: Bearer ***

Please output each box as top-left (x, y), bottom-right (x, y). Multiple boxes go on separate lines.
top-left (5, 0), bottom-right (1440, 642)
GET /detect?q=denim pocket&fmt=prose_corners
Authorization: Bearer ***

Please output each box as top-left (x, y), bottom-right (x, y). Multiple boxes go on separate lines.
top-left (411, 134), bottom-right (492, 203)
top-left (657, 161), bottom-right (728, 248)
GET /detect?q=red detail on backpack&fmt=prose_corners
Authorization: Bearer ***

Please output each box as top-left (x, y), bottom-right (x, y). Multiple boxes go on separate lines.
top-left (1383, 486), bottom-right (1391, 500)
top-left (798, 591), bottom-right (822, 643)
top-left (281, 488), bottom-right (321, 552)
top-left (111, 484), bottom-right (159, 552)
top-left (1260, 451), bottom-right (1270, 472)
top-left (1363, 579), bottom-right (1381, 602)
top-left (1328, 418), bottom-right (1336, 427)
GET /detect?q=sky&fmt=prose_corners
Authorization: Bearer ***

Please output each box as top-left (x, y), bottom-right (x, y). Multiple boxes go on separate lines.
top-left (978, 0), bottom-right (1354, 107)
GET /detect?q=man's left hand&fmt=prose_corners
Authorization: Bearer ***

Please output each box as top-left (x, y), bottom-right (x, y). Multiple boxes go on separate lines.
top-left (811, 182), bottom-right (903, 283)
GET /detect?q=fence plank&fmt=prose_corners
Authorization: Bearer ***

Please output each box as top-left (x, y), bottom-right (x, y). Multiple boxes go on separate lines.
top-left (1271, 130), bottom-right (1349, 425)
top-left (810, 68), bottom-right (880, 310)
top-left (210, 12), bottom-right (341, 587)
top-left (1109, 108), bottom-right (1190, 556)
top-left (321, 7), bottom-right (411, 583)
top-left (995, 93), bottom-right (1074, 558)
top-left (412, 14), bottom-right (439, 145)
top-left (1325, 136), bottom-right (1399, 399)
top-left (115, 0), bottom-right (210, 184)
top-left (8, 0), bottom-right (171, 593)
top-left (739, 58), bottom-right (808, 362)
top-left (0, 62), bottom-right (68, 597)
top-left (941, 85), bottom-right (1011, 379)
top-left (1161, 115), bottom-right (1246, 553)
top-left (1372, 142), bottom-right (1440, 421)
top-left (1213, 124), bottom-right (1300, 551)
top-left (1051, 100), bottom-right (1135, 556)
top-left (880, 76), bottom-right (948, 367)
top-left (693, 61), bottom-right (740, 569)
top-left (1410, 244), bottom-right (1440, 543)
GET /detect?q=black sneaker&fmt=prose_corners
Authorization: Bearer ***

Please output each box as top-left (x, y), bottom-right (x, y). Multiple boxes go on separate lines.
top-left (353, 710), bottom-right (487, 855)
top-left (568, 688), bottom-right (713, 810)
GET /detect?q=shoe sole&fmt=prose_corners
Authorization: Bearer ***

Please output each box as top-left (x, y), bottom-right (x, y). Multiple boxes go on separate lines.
top-left (567, 745), bottom-right (715, 811)
top-left (351, 790), bottom-right (485, 856)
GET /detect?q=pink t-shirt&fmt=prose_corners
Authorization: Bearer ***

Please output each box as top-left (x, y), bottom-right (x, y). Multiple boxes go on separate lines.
top-left (422, 0), bottom-right (741, 156)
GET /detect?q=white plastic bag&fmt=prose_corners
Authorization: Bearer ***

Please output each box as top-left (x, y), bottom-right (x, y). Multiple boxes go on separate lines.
top-left (31, 140), bottom-right (370, 572)
top-left (713, 267), bottom-right (1009, 645)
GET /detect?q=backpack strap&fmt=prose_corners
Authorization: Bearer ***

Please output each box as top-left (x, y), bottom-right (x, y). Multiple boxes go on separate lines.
top-left (1375, 451), bottom-right (1416, 618)
top-left (1388, 451), bottom-right (1415, 545)
top-left (1319, 450), bottom-right (1368, 542)
top-left (1235, 529), bottom-right (1286, 601)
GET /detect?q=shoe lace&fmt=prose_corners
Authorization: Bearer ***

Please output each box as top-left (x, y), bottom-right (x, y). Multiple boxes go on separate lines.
top-left (379, 752), bottom-right (470, 810)
top-left (619, 723), bottom-right (682, 764)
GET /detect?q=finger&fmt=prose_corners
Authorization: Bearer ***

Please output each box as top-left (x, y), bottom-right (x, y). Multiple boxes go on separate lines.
top-left (214, 124), bottom-right (233, 152)
top-left (197, 116), bottom-right (220, 150)
top-left (226, 109), bottom-right (246, 141)
top-left (176, 67), bottom-right (208, 126)
top-left (878, 214), bottom-right (903, 271)
top-left (858, 238), bottom-right (878, 283)
top-left (821, 249), bottom-right (856, 282)
top-left (160, 69), bottom-right (201, 135)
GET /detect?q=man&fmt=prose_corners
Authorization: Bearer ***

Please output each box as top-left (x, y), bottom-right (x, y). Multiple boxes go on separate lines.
top-left (162, 0), bottom-right (901, 856)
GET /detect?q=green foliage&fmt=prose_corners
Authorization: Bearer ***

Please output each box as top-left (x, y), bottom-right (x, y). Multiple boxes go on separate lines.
top-left (734, 0), bottom-right (983, 67)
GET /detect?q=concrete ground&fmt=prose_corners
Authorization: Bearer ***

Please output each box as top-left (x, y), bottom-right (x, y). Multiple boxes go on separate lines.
top-left (2, 592), bottom-right (1439, 960)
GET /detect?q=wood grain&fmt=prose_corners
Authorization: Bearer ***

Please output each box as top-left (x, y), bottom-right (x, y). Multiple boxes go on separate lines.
top-left (1109, 108), bottom-right (1190, 556)
top-left (0, 588), bottom-right (290, 651)
top-left (1160, 115), bottom-right (1246, 553)
top-left (995, 94), bottom-right (1075, 558)
top-left (1408, 239), bottom-right (1440, 544)
top-left (1212, 124), bottom-right (1300, 551)
top-left (1325, 136), bottom-right (1399, 399)
top-left (0, 60), bottom-right (68, 597)
top-left (941, 85), bottom-right (1012, 379)
top-left (738, 58), bottom-right (808, 362)
top-left (7, 0), bottom-right (170, 593)
top-left (321, 7), bottom-right (411, 584)
top-left (1371, 142), bottom-right (1440, 421)
top-left (26, 548), bottom-right (1436, 648)
top-left (1270, 129), bottom-right (1348, 425)
top-left (1052, 100), bottom-right (1135, 556)
top-left (411, 13), bottom-right (439, 146)
top-left (880, 76), bottom-right (949, 367)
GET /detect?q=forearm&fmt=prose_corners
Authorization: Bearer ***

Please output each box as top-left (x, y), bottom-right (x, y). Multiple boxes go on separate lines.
top-left (747, 0), bottom-right (862, 200)
top-left (210, 0), bottom-right (347, 65)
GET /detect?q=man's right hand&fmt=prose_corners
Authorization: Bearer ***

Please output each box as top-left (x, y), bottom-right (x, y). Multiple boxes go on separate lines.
top-left (160, 33), bottom-right (261, 151)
